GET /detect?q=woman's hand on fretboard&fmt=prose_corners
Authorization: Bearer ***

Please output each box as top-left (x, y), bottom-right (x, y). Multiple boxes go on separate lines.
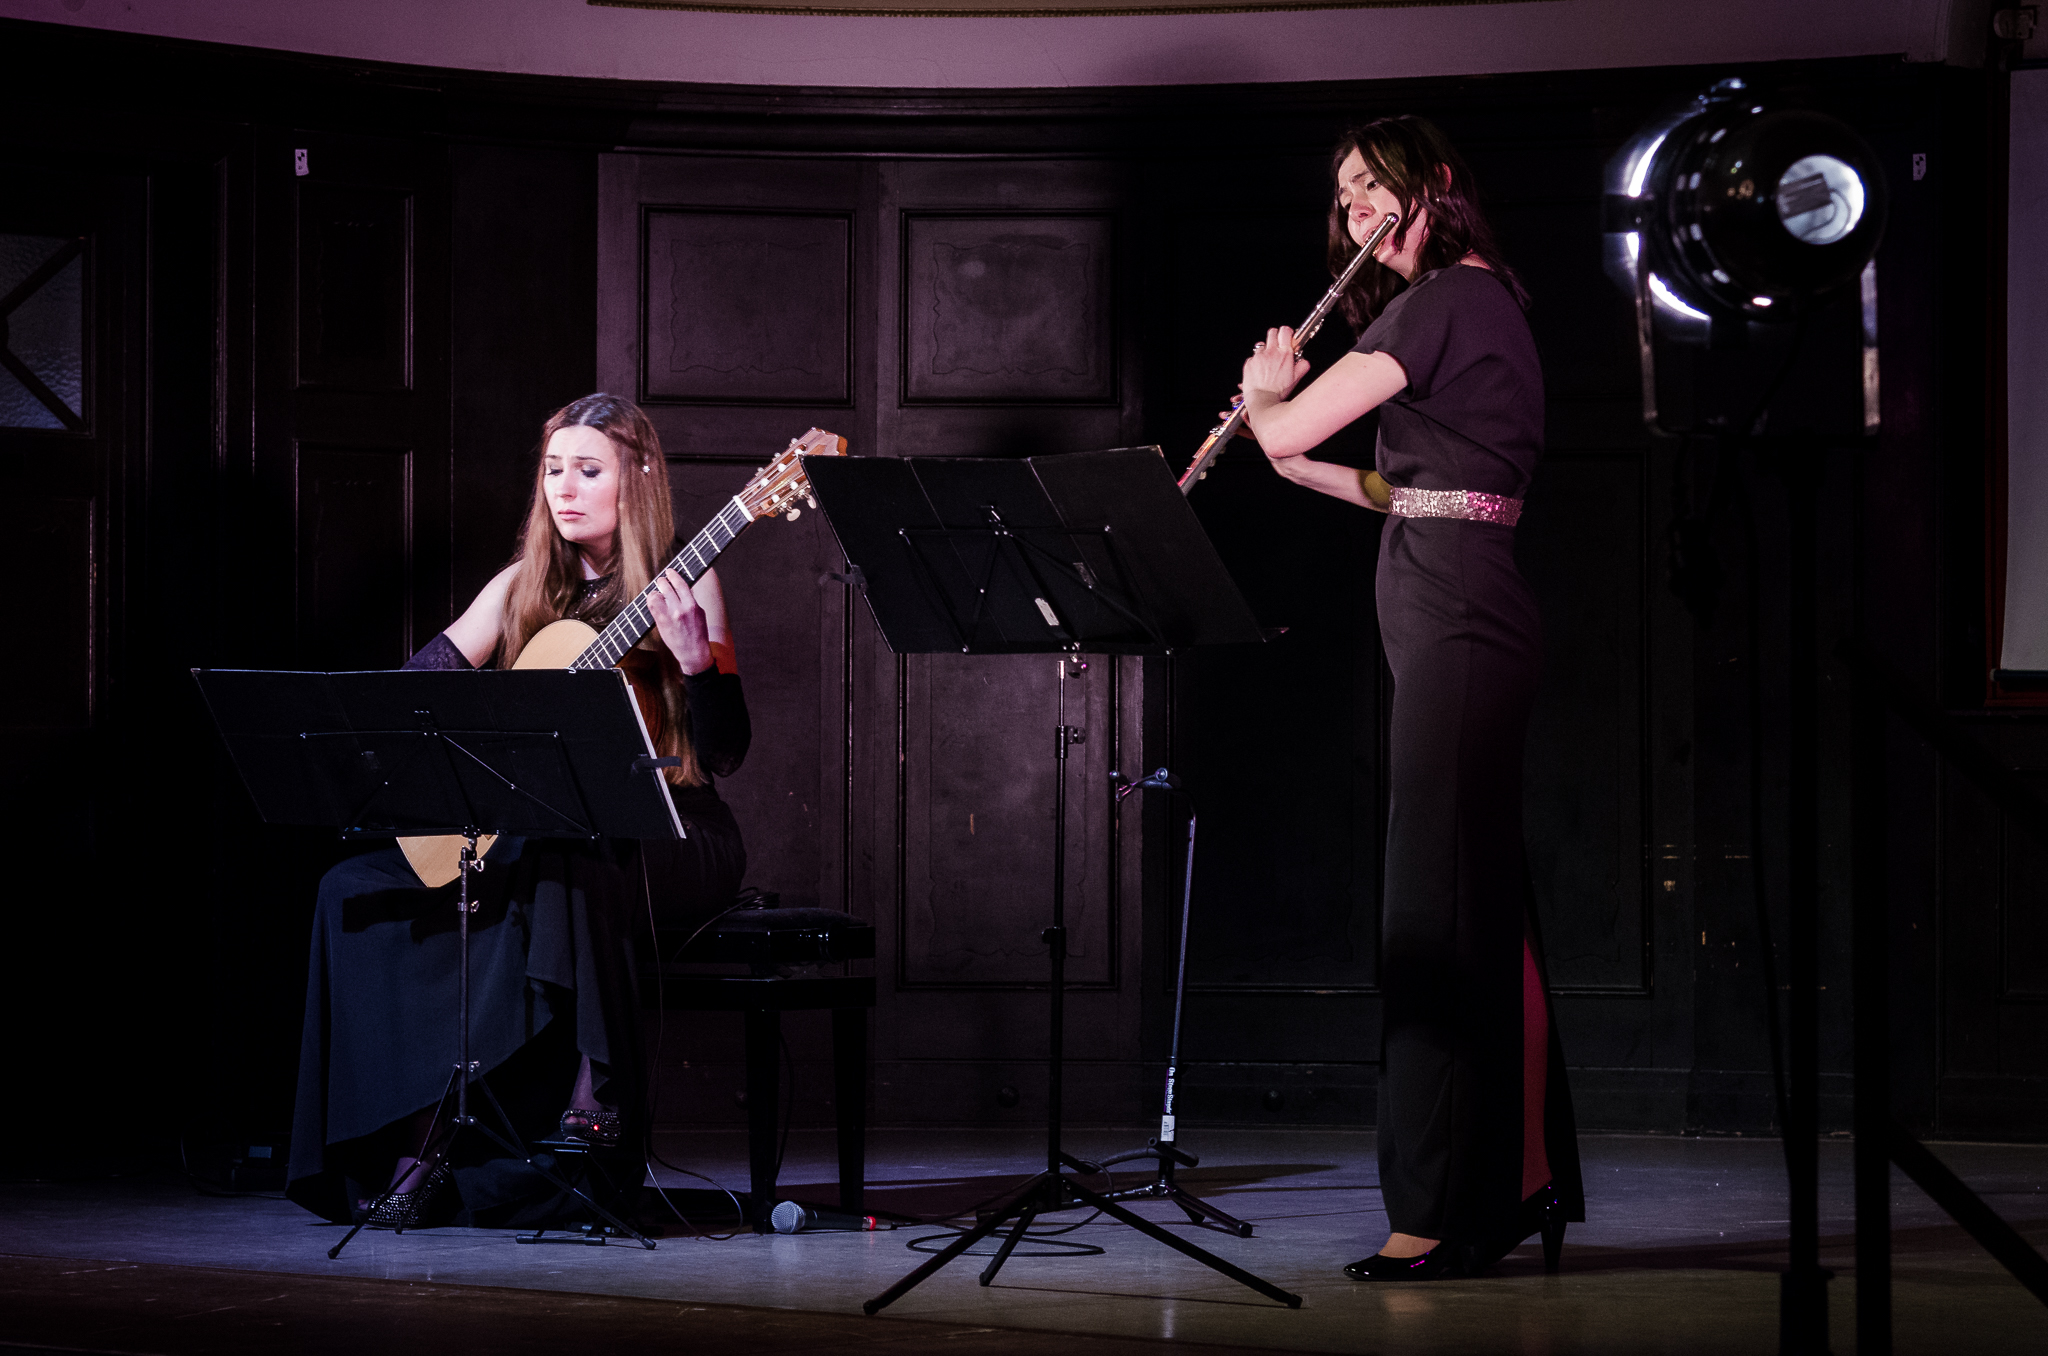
top-left (648, 566), bottom-right (714, 674)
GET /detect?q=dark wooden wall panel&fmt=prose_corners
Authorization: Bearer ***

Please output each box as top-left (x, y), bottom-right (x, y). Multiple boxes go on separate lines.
top-left (902, 213), bottom-right (1114, 405)
top-left (644, 209), bottom-right (850, 405)
top-left (296, 183), bottom-right (411, 391)
top-left (2002, 774), bottom-right (2048, 1002)
top-left (294, 444), bottom-right (411, 669)
top-left (1151, 176), bottom-right (1389, 1084)
top-left (1, 497), bottom-right (93, 730)
top-left (449, 143), bottom-right (598, 608)
top-left (598, 155), bottom-right (871, 458)
top-left (876, 161), bottom-right (1135, 461)
top-left (899, 654), bottom-right (1116, 989)
top-left (668, 457), bottom-right (849, 910)
top-left (1519, 452), bottom-right (1650, 994)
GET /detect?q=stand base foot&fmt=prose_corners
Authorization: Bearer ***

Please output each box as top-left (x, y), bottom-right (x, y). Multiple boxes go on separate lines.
top-left (1101, 1180), bottom-right (1255, 1238)
top-left (863, 1170), bottom-right (1298, 1315)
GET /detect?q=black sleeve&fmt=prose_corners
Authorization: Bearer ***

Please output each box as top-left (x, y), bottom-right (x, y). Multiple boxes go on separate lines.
top-left (684, 667), bottom-right (751, 779)
top-left (1352, 273), bottom-right (1460, 399)
top-left (401, 632), bottom-right (474, 671)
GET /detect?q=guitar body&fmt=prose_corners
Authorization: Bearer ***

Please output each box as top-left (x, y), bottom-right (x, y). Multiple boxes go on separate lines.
top-left (397, 619), bottom-right (664, 888)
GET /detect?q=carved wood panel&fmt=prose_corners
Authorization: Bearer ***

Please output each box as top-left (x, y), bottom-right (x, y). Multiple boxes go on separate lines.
top-left (642, 209), bottom-right (850, 406)
top-left (901, 213), bottom-right (1114, 405)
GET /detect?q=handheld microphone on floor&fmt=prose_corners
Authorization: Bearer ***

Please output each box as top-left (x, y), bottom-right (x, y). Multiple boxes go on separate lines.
top-left (770, 1200), bottom-right (888, 1234)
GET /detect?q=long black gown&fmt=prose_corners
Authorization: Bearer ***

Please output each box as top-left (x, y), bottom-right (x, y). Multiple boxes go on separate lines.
top-left (1355, 264), bottom-right (1586, 1249)
top-left (285, 630), bottom-right (750, 1227)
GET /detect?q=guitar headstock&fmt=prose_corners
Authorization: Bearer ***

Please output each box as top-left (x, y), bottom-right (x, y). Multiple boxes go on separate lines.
top-left (740, 427), bottom-right (846, 521)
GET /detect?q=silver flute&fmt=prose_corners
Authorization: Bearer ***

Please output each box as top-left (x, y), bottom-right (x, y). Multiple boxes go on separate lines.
top-left (1178, 211), bottom-right (1400, 493)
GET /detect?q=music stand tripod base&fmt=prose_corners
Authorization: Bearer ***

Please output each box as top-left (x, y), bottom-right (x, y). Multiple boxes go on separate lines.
top-left (321, 832), bottom-right (657, 1260)
top-left (191, 667), bottom-right (684, 1261)
top-left (802, 453), bottom-right (1292, 1315)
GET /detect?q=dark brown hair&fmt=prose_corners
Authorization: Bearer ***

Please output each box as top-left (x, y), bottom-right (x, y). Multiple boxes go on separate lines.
top-left (1325, 115), bottom-right (1529, 333)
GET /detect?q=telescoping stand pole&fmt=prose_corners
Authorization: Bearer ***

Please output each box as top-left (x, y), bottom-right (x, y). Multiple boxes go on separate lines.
top-left (863, 661), bottom-right (1299, 1314)
top-left (1097, 769), bottom-right (1253, 1236)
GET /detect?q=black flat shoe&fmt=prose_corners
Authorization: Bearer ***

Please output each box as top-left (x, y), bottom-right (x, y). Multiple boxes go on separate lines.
top-left (1344, 1246), bottom-right (1462, 1281)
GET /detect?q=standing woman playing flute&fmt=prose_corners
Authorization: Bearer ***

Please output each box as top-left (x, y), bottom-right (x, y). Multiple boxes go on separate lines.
top-left (1238, 115), bottom-right (1584, 1280)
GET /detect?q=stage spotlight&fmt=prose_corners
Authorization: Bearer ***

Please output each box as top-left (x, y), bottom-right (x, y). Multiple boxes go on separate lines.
top-left (1605, 77), bottom-right (1888, 326)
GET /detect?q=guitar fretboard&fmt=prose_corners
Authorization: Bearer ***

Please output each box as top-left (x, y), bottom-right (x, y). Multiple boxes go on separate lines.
top-left (570, 496), bottom-right (753, 671)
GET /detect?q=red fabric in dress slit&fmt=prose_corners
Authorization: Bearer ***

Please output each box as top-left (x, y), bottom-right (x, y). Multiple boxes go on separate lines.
top-left (1523, 938), bottom-right (1551, 1200)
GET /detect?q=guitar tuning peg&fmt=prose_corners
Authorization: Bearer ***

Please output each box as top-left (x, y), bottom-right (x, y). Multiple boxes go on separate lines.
top-left (786, 506), bottom-right (801, 520)
top-left (805, 495), bottom-right (817, 509)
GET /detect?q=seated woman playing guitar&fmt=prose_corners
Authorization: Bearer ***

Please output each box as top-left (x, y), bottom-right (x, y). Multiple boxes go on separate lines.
top-left (285, 393), bottom-right (751, 1231)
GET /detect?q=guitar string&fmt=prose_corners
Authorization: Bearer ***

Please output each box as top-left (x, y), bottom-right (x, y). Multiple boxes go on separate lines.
top-left (574, 494), bottom-right (756, 670)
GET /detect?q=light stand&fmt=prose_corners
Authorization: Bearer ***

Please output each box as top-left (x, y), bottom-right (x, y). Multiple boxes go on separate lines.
top-left (1095, 767), bottom-right (1254, 1238)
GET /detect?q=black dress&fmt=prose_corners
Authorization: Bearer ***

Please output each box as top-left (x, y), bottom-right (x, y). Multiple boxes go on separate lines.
top-left (1354, 264), bottom-right (1585, 1247)
top-left (285, 629), bottom-right (751, 1227)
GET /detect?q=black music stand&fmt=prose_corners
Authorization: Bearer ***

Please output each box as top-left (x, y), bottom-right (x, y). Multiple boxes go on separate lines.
top-left (193, 667), bottom-right (685, 1257)
top-left (803, 447), bottom-right (1300, 1312)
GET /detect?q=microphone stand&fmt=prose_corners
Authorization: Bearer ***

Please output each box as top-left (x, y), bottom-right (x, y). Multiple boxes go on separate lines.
top-left (1095, 770), bottom-right (1254, 1237)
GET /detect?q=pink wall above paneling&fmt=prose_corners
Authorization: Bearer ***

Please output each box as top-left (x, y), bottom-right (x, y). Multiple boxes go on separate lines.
top-left (0, 0), bottom-right (1967, 89)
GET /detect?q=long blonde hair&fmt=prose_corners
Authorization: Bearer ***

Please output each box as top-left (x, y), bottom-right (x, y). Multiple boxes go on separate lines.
top-left (498, 393), bottom-right (701, 786)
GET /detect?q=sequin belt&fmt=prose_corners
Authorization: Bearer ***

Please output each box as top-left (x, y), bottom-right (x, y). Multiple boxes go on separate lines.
top-left (1387, 487), bottom-right (1524, 526)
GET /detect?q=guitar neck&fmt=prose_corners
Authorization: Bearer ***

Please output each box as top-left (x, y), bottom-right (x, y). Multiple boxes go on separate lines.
top-left (571, 496), bottom-right (753, 670)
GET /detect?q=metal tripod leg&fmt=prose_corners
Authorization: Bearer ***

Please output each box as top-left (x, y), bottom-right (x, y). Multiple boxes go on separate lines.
top-left (863, 1173), bottom-right (1052, 1315)
top-left (978, 1206), bottom-right (1041, 1286)
top-left (1067, 1178), bottom-right (1300, 1308)
top-left (1103, 1174), bottom-right (1255, 1237)
top-left (325, 1070), bottom-right (460, 1260)
top-left (462, 1076), bottom-right (657, 1249)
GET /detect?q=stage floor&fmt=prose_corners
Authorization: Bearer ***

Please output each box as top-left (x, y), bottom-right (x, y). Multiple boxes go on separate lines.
top-left (4, 1129), bottom-right (2046, 1355)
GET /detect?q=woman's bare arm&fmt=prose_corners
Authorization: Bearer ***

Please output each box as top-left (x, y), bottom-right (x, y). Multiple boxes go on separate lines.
top-left (443, 563), bottom-right (519, 667)
top-left (1233, 326), bottom-right (1408, 510)
top-left (1242, 348), bottom-right (1409, 458)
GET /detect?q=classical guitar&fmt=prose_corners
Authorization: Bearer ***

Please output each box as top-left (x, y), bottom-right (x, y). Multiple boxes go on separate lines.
top-left (397, 427), bottom-right (846, 887)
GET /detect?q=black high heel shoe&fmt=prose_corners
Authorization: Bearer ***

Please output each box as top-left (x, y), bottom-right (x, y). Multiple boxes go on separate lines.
top-left (1468, 1185), bottom-right (1566, 1275)
top-left (1343, 1246), bottom-right (1462, 1281)
top-left (365, 1163), bottom-right (451, 1231)
top-left (1528, 1185), bottom-right (1567, 1274)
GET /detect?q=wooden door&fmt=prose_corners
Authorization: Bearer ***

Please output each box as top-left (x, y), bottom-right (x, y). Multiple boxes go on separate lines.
top-left (599, 151), bottom-right (1151, 1127)
top-left (866, 158), bottom-right (1147, 1124)
top-left (253, 130), bottom-right (453, 671)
